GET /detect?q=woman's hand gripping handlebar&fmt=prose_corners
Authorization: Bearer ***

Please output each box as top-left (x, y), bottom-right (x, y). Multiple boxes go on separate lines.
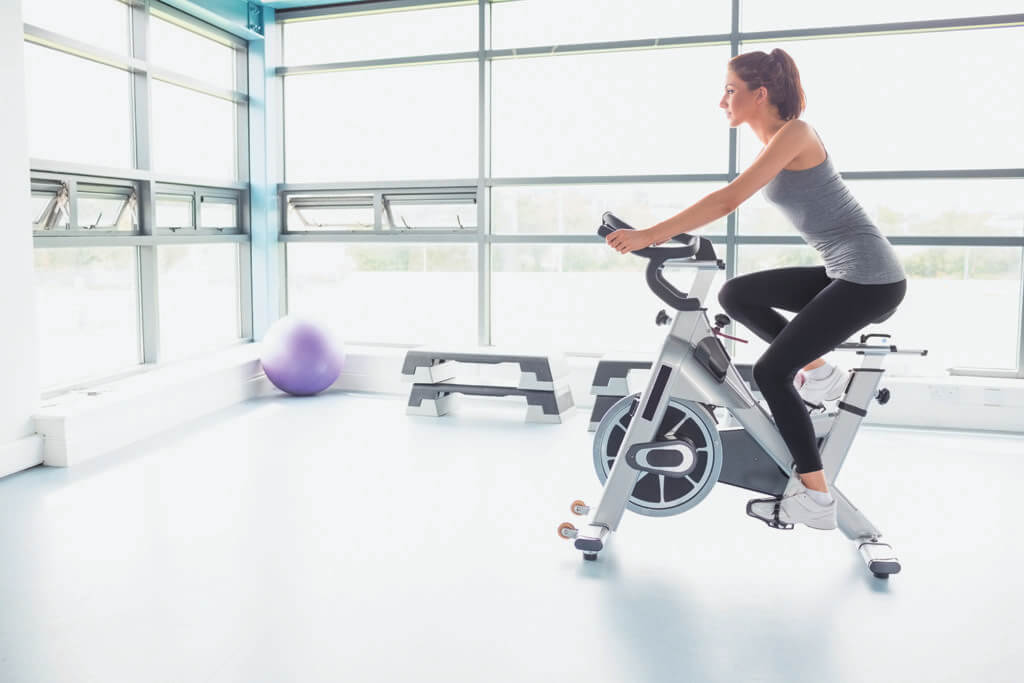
top-left (598, 212), bottom-right (718, 312)
top-left (599, 211), bottom-right (701, 258)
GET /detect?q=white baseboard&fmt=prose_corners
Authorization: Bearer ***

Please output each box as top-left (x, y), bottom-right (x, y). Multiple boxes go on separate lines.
top-left (35, 347), bottom-right (264, 468)
top-left (0, 434), bottom-right (44, 479)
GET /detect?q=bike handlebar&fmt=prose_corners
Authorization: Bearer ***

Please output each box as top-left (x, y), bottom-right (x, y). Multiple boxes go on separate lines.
top-left (598, 212), bottom-right (721, 312)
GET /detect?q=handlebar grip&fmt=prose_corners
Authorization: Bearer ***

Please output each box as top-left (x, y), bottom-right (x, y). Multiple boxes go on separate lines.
top-left (598, 212), bottom-right (699, 260)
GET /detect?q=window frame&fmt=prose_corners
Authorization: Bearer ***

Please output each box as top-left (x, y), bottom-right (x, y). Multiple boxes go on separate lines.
top-left (272, 1), bottom-right (1024, 378)
top-left (25, 0), bottom-right (253, 391)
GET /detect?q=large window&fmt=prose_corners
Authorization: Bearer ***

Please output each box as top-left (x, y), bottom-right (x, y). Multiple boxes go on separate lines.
top-left (275, 1), bottom-right (1024, 378)
top-left (283, 62), bottom-right (478, 184)
top-left (24, 0), bottom-right (251, 390)
top-left (24, 43), bottom-right (134, 169)
top-left (738, 29), bottom-right (1024, 171)
top-left (490, 0), bottom-right (731, 49)
top-left (33, 248), bottom-right (139, 388)
top-left (741, 1), bottom-right (1022, 32)
top-left (286, 243), bottom-right (477, 346)
top-left (492, 183), bottom-right (728, 236)
top-left (491, 46), bottom-right (730, 177)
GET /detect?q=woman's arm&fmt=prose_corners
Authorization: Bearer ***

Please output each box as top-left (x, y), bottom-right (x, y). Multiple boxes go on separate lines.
top-left (648, 120), bottom-right (812, 244)
top-left (646, 192), bottom-right (732, 245)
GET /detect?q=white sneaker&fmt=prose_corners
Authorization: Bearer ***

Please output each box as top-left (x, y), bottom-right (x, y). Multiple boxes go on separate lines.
top-left (746, 474), bottom-right (838, 531)
top-left (796, 365), bottom-right (849, 406)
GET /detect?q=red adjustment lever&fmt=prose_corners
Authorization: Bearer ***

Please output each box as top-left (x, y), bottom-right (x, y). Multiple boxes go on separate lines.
top-left (712, 313), bottom-right (748, 343)
top-left (713, 327), bottom-right (748, 344)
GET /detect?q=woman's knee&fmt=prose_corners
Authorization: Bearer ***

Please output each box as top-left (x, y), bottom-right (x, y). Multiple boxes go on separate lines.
top-left (752, 354), bottom-right (797, 389)
top-left (717, 276), bottom-right (749, 313)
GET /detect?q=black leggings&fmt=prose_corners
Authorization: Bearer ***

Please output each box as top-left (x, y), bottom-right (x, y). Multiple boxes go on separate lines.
top-left (717, 267), bottom-right (907, 474)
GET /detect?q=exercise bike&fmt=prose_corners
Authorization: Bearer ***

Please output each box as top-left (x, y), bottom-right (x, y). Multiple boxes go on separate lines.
top-left (558, 213), bottom-right (927, 578)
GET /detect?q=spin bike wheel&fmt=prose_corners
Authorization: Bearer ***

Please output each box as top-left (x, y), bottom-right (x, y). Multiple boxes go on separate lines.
top-left (593, 393), bottom-right (723, 517)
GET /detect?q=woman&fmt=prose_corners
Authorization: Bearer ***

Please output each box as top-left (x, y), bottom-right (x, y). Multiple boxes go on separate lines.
top-left (605, 48), bottom-right (906, 530)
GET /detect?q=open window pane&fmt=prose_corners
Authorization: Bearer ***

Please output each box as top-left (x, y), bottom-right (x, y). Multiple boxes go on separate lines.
top-left (287, 196), bottom-right (374, 231)
top-left (31, 193), bottom-right (60, 228)
top-left (158, 244), bottom-right (241, 360)
top-left (491, 244), bottom-right (716, 353)
top-left (33, 247), bottom-right (140, 388)
top-left (283, 62), bottom-right (477, 184)
top-left (24, 44), bottom-right (133, 169)
top-left (200, 198), bottom-right (238, 229)
top-left (31, 183), bottom-right (71, 231)
top-left (491, 0), bottom-right (731, 50)
top-left (149, 14), bottom-right (236, 91)
top-left (23, 0), bottom-right (130, 54)
top-left (492, 183), bottom-right (727, 236)
top-left (492, 45), bottom-right (731, 177)
top-left (151, 80), bottom-right (237, 180)
top-left (385, 196), bottom-right (475, 230)
top-left (77, 187), bottom-right (137, 231)
top-left (282, 4), bottom-right (477, 65)
top-left (742, 0), bottom-right (1023, 32)
top-left (739, 28), bottom-right (1024, 171)
top-left (740, 179), bottom-right (1024, 237)
top-left (156, 194), bottom-right (194, 229)
top-left (286, 243), bottom-right (477, 345)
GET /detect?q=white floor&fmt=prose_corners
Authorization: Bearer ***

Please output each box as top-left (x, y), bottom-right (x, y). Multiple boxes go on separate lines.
top-left (0, 392), bottom-right (1021, 683)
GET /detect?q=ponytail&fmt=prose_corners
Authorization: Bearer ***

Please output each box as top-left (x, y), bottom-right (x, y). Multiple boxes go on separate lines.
top-left (728, 48), bottom-right (806, 121)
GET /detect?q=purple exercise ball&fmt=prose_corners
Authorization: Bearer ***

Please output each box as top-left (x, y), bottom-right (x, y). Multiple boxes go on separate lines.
top-left (261, 315), bottom-right (344, 396)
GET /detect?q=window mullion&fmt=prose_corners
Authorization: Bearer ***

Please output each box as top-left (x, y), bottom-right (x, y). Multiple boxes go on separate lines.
top-left (133, 1), bottom-right (160, 365)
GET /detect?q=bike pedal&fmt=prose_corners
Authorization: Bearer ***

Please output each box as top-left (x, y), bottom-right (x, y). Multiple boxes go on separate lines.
top-left (745, 497), bottom-right (795, 531)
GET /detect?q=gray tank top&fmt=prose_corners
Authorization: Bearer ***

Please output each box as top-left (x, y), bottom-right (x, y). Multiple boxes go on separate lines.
top-left (761, 128), bottom-right (905, 285)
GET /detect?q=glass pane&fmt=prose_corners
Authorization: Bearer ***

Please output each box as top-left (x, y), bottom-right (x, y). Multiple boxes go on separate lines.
top-left (77, 189), bottom-right (136, 231)
top-left (286, 243), bottom-right (476, 345)
top-left (492, 46), bottom-right (731, 177)
top-left (492, 0), bottom-right (731, 49)
top-left (742, 0), bottom-right (1023, 32)
top-left (31, 188), bottom-right (70, 231)
top-left (283, 4), bottom-right (477, 65)
top-left (283, 62), bottom-right (477, 183)
top-left (151, 80), bottom-right (236, 180)
top-left (739, 28), bottom-right (1024, 171)
top-left (492, 183), bottom-right (727, 236)
top-left (200, 199), bottom-right (238, 228)
top-left (149, 14), bottom-right (236, 91)
top-left (287, 203), bottom-right (375, 231)
top-left (386, 200), bottom-right (475, 230)
top-left (23, 0), bottom-right (130, 54)
top-left (492, 244), bottom-right (723, 353)
top-left (24, 44), bottom-right (133, 169)
top-left (156, 195), bottom-right (194, 228)
top-left (33, 247), bottom-right (140, 388)
top-left (889, 246), bottom-right (1021, 373)
top-left (31, 193), bottom-right (55, 225)
top-left (740, 178), bottom-right (1024, 236)
top-left (158, 244), bottom-right (241, 361)
top-left (729, 245), bottom-right (1022, 376)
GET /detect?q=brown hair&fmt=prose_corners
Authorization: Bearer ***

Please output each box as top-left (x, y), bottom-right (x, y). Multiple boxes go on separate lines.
top-left (728, 48), bottom-right (806, 121)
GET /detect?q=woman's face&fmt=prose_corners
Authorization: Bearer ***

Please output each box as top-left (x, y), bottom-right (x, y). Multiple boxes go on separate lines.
top-left (720, 69), bottom-right (762, 127)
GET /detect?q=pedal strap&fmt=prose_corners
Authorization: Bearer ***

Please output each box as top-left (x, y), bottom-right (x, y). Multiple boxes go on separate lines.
top-left (746, 496), bottom-right (795, 531)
